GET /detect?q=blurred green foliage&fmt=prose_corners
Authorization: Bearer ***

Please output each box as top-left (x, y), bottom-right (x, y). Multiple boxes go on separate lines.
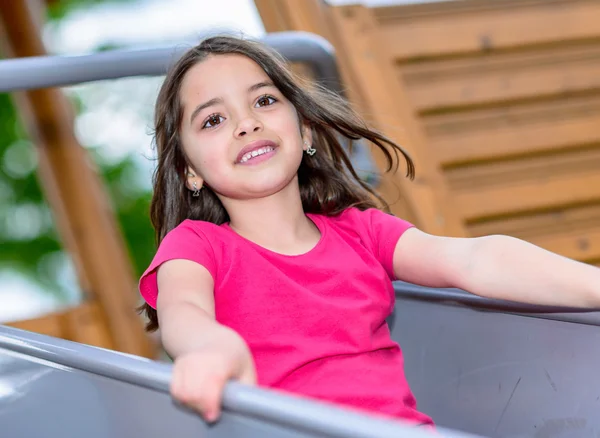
top-left (46, 0), bottom-right (134, 20)
top-left (0, 0), bottom-right (156, 304)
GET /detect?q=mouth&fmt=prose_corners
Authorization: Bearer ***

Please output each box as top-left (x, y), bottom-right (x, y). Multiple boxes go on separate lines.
top-left (236, 140), bottom-right (278, 165)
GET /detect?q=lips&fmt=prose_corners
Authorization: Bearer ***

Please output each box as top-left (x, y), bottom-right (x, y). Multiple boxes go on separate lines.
top-left (235, 139), bottom-right (278, 164)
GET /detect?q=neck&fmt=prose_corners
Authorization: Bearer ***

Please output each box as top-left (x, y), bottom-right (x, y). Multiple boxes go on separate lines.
top-left (220, 178), bottom-right (319, 254)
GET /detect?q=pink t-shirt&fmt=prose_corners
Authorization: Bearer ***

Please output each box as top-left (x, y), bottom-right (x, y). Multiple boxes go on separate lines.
top-left (139, 207), bottom-right (433, 426)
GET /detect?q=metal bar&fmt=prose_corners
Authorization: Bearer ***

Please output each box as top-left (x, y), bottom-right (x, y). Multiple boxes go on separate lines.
top-left (0, 31), bottom-right (343, 95)
top-left (394, 281), bottom-right (600, 327)
top-left (0, 325), bottom-right (480, 438)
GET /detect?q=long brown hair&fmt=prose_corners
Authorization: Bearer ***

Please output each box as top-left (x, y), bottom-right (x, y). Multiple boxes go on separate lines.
top-left (139, 35), bottom-right (414, 331)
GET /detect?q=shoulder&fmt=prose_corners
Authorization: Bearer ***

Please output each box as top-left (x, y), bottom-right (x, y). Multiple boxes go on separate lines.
top-left (161, 219), bottom-right (230, 247)
top-left (149, 219), bottom-right (237, 278)
top-left (326, 207), bottom-right (413, 233)
top-left (322, 207), bottom-right (415, 280)
top-left (321, 206), bottom-right (414, 251)
top-left (167, 218), bottom-right (224, 236)
top-left (324, 206), bottom-right (372, 226)
top-left (139, 220), bottom-right (229, 308)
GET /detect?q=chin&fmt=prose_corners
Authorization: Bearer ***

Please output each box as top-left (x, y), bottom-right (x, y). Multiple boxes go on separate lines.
top-left (212, 162), bottom-right (301, 199)
top-left (224, 175), bottom-right (298, 200)
top-left (242, 181), bottom-right (292, 198)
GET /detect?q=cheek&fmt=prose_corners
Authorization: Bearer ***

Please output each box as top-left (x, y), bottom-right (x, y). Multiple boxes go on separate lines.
top-left (184, 141), bottom-right (226, 177)
top-left (273, 111), bottom-right (303, 144)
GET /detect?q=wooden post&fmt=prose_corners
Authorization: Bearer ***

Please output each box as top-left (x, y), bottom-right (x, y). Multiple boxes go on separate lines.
top-left (255, 0), bottom-right (370, 118)
top-left (0, 0), bottom-right (154, 357)
top-left (255, 0), bottom-right (466, 236)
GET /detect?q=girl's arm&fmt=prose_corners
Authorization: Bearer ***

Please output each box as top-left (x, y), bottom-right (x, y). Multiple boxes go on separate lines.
top-left (157, 259), bottom-right (233, 356)
top-left (392, 229), bottom-right (600, 308)
top-left (156, 259), bottom-right (256, 421)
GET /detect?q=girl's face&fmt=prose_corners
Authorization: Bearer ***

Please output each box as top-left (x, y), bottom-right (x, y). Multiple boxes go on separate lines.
top-left (178, 54), bottom-right (311, 200)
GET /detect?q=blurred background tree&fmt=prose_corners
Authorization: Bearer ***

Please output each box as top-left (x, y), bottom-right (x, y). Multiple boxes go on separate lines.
top-left (0, 0), bottom-right (156, 313)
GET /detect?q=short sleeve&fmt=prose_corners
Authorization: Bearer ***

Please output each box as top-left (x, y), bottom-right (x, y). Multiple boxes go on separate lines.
top-left (138, 221), bottom-right (217, 309)
top-left (348, 208), bottom-right (415, 280)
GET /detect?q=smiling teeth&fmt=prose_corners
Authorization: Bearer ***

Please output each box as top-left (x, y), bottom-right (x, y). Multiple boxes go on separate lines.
top-left (240, 147), bottom-right (274, 163)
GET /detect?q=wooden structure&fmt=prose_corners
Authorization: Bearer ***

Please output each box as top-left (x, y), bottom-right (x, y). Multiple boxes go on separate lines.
top-left (256, 0), bottom-right (600, 268)
top-left (0, 0), bottom-right (599, 353)
top-left (0, 0), bottom-right (155, 357)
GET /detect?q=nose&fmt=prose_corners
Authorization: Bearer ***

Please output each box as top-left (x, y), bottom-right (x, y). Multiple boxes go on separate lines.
top-left (234, 115), bottom-right (263, 138)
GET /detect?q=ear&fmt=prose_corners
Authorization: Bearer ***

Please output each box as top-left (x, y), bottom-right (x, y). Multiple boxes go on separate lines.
top-left (185, 167), bottom-right (204, 192)
top-left (301, 122), bottom-right (313, 151)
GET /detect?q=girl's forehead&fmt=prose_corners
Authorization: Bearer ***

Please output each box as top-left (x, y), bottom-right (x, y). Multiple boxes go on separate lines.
top-left (182, 54), bottom-right (270, 93)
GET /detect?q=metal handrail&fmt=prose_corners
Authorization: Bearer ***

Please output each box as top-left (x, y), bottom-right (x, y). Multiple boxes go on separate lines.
top-left (0, 325), bottom-right (480, 438)
top-left (0, 31), bottom-right (344, 95)
top-left (393, 281), bottom-right (600, 326)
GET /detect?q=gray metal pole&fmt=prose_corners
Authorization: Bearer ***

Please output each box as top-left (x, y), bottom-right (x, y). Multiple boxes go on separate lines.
top-left (0, 31), bottom-right (344, 95)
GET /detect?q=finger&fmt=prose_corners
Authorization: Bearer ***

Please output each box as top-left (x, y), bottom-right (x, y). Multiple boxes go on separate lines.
top-left (175, 361), bottom-right (204, 409)
top-left (200, 373), bottom-right (228, 422)
top-left (170, 363), bottom-right (185, 401)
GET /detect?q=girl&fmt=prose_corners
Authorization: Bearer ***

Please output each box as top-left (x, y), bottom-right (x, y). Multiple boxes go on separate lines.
top-left (138, 35), bottom-right (600, 427)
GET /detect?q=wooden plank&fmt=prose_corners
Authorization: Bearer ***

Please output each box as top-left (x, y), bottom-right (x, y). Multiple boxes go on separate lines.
top-left (456, 171), bottom-right (600, 221)
top-left (0, 1), bottom-right (154, 357)
top-left (5, 301), bottom-right (115, 349)
top-left (376, 0), bottom-right (600, 61)
top-left (62, 301), bottom-right (115, 349)
top-left (375, 0), bottom-right (592, 20)
top-left (446, 146), bottom-right (600, 191)
top-left (254, 0), bottom-right (372, 141)
top-left (6, 311), bottom-right (65, 338)
top-left (469, 212), bottom-right (600, 263)
top-left (256, 0), bottom-right (371, 100)
top-left (254, 0), bottom-right (333, 38)
top-left (322, 5), bottom-right (465, 236)
top-left (402, 44), bottom-right (600, 112)
top-left (255, 3), bottom-right (377, 156)
top-left (426, 97), bottom-right (600, 166)
top-left (527, 228), bottom-right (600, 264)
top-left (466, 202), bottom-right (600, 263)
top-left (467, 204), bottom-right (600, 239)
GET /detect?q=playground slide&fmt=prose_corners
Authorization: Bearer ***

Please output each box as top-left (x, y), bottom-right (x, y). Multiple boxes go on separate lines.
top-left (0, 313), bottom-right (479, 438)
top-left (2, 282), bottom-right (599, 438)
top-left (392, 282), bottom-right (600, 438)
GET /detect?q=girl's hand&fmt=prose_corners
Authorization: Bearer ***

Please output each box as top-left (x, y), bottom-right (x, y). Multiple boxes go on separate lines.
top-left (169, 333), bottom-right (257, 422)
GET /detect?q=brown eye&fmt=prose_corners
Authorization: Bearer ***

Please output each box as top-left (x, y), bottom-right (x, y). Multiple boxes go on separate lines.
top-left (256, 95), bottom-right (276, 107)
top-left (202, 114), bottom-right (224, 129)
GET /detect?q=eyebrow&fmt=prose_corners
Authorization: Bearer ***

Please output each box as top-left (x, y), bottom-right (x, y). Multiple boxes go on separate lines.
top-left (189, 81), bottom-right (276, 125)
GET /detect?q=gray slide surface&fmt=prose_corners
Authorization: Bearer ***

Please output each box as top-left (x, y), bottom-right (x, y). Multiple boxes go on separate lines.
top-left (2, 281), bottom-right (599, 437)
top-left (392, 282), bottom-right (600, 438)
top-left (0, 322), bottom-right (478, 438)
